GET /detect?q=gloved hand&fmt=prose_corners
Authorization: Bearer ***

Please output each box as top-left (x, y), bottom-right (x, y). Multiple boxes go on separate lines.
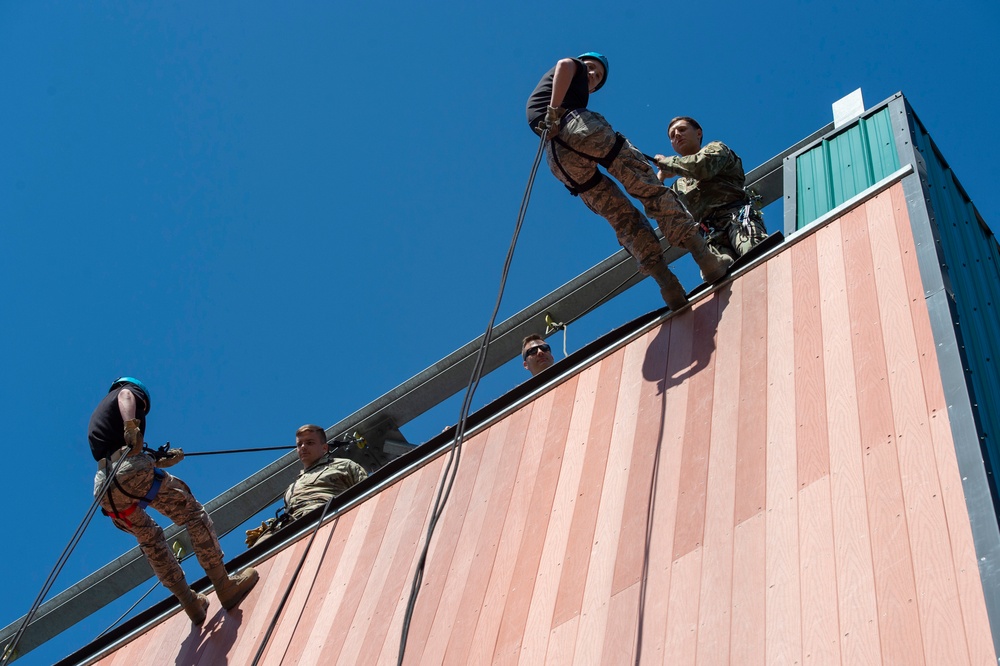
top-left (537, 105), bottom-right (566, 138)
top-left (653, 154), bottom-right (676, 182)
top-left (155, 448), bottom-right (185, 468)
top-left (123, 419), bottom-right (144, 456)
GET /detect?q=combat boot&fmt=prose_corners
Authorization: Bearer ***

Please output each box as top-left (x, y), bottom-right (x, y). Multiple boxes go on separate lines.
top-left (649, 263), bottom-right (688, 310)
top-left (207, 564), bottom-right (260, 610)
top-left (682, 233), bottom-right (733, 284)
top-left (166, 583), bottom-right (209, 625)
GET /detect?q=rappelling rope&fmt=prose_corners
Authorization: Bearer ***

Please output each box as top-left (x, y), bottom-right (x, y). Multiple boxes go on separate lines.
top-left (1, 450), bottom-right (133, 666)
top-left (248, 496), bottom-right (341, 666)
top-left (395, 129), bottom-right (548, 665)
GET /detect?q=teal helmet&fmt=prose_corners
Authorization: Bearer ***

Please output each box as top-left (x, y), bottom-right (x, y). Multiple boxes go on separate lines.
top-left (110, 376), bottom-right (151, 414)
top-left (577, 52), bottom-right (609, 91)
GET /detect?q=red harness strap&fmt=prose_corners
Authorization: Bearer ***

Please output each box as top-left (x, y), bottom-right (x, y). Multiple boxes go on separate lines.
top-left (102, 502), bottom-right (140, 528)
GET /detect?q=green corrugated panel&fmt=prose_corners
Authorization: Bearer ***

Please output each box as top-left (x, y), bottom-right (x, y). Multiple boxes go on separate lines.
top-left (866, 107), bottom-right (899, 180)
top-left (914, 122), bottom-right (1000, 495)
top-left (796, 107), bottom-right (900, 228)
top-left (795, 146), bottom-right (829, 230)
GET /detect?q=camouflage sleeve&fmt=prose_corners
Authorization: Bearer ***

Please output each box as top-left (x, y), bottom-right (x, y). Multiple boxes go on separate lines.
top-left (658, 141), bottom-right (734, 181)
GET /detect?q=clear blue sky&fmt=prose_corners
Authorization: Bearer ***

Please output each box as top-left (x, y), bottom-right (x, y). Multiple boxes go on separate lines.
top-left (2, 2), bottom-right (998, 663)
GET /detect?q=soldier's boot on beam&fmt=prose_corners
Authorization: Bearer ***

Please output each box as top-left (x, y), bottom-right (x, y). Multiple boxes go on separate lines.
top-left (207, 564), bottom-right (260, 610)
top-left (166, 583), bottom-right (209, 625)
top-left (649, 263), bottom-right (688, 310)
top-left (682, 232), bottom-right (733, 284)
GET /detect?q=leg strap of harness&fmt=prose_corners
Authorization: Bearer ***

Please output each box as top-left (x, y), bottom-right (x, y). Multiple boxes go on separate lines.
top-left (103, 467), bottom-right (166, 529)
top-left (551, 141), bottom-right (603, 197)
top-left (554, 132), bottom-right (626, 169)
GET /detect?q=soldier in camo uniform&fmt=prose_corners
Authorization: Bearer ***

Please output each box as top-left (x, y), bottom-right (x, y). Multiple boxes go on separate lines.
top-left (246, 424), bottom-right (367, 547)
top-left (526, 53), bottom-right (732, 310)
top-left (654, 116), bottom-right (768, 261)
top-left (90, 377), bottom-right (259, 625)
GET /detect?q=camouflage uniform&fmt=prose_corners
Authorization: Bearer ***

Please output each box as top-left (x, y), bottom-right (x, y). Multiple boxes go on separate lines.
top-left (284, 452), bottom-right (368, 520)
top-left (658, 141), bottom-right (767, 259)
top-left (547, 109), bottom-right (699, 276)
top-left (94, 453), bottom-right (224, 588)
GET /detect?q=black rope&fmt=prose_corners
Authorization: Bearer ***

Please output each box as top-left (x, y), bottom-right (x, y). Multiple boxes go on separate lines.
top-left (183, 445), bottom-right (295, 457)
top-left (249, 497), bottom-right (341, 666)
top-left (95, 580), bottom-right (160, 640)
top-left (1, 450), bottom-right (132, 666)
top-left (395, 128), bottom-right (548, 665)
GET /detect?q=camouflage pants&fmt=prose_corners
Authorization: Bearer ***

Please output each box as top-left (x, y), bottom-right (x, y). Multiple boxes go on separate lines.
top-left (546, 109), bottom-right (698, 275)
top-left (94, 454), bottom-right (224, 588)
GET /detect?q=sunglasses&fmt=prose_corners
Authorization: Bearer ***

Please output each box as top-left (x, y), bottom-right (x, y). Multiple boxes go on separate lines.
top-left (523, 344), bottom-right (551, 360)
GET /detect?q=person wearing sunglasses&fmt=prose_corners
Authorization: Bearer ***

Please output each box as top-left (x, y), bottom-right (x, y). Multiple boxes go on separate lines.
top-left (522, 334), bottom-right (555, 376)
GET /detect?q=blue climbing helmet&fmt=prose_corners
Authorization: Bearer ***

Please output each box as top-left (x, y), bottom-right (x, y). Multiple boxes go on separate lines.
top-left (109, 376), bottom-right (151, 414)
top-left (577, 52), bottom-right (609, 91)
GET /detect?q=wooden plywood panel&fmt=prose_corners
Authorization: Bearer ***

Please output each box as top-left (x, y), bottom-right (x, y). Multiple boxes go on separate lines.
top-left (442, 406), bottom-right (535, 666)
top-left (551, 349), bottom-right (625, 628)
top-left (634, 317), bottom-right (692, 665)
top-left (792, 233), bottom-right (831, 489)
top-left (697, 282), bottom-right (742, 664)
top-left (259, 512), bottom-right (364, 665)
top-left (867, 189), bottom-right (970, 664)
top-left (612, 327), bottom-right (670, 596)
top-left (798, 478), bottom-right (841, 664)
top-left (338, 464), bottom-right (442, 666)
top-left (731, 512), bottom-right (766, 666)
top-left (672, 297), bottom-right (721, 560)
top-left (815, 217), bottom-right (881, 664)
top-left (734, 262), bottom-right (768, 527)
top-left (464, 402), bottom-right (544, 665)
top-left (87, 182), bottom-right (1000, 666)
top-left (357, 456), bottom-right (442, 666)
top-left (790, 233), bottom-right (841, 664)
top-left (225, 536), bottom-right (311, 665)
top-left (663, 547), bottom-right (701, 663)
top-left (572, 340), bottom-right (645, 663)
top-left (298, 483), bottom-right (402, 665)
top-left (765, 249), bottom-right (802, 665)
top-left (390, 423), bottom-right (492, 665)
top-left (514, 370), bottom-right (599, 665)
top-left (890, 185), bottom-right (997, 665)
top-left (841, 202), bottom-right (925, 665)
top-left (418, 420), bottom-right (511, 665)
top-left (491, 375), bottom-right (581, 664)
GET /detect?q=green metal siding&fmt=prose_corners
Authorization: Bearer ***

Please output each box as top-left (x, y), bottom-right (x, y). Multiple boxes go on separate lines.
top-left (913, 121), bottom-right (1000, 497)
top-left (795, 107), bottom-right (901, 228)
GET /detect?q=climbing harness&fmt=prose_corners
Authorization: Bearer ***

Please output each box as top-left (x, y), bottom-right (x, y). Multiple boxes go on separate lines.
top-left (101, 468), bottom-right (166, 530)
top-left (549, 115), bottom-right (626, 196)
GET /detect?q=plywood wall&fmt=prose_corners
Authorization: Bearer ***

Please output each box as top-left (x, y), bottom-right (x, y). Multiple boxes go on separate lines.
top-left (92, 182), bottom-right (996, 665)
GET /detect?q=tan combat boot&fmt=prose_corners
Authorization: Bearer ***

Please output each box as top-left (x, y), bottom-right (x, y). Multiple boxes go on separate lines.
top-left (682, 233), bottom-right (733, 284)
top-left (166, 583), bottom-right (209, 625)
top-left (649, 263), bottom-right (688, 310)
top-left (207, 564), bottom-right (260, 610)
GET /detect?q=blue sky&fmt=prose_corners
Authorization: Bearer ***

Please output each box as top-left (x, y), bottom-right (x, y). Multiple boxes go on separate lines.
top-left (2, 1), bottom-right (998, 663)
